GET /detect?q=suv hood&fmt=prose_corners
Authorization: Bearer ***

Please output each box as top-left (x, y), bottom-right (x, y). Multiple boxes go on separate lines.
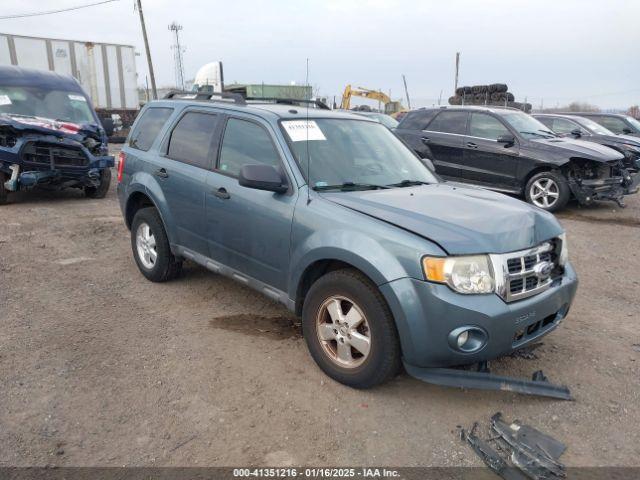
top-left (529, 137), bottom-right (625, 162)
top-left (594, 133), bottom-right (640, 148)
top-left (0, 114), bottom-right (102, 143)
top-left (321, 183), bottom-right (563, 255)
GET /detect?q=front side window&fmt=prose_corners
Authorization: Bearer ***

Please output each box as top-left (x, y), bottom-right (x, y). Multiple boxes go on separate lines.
top-left (283, 118), bottom-right (438, 189)
top-left (596, 116), bottom-right (627, 134)
top-left (551, 118), bottom-right (584, 135)
top-left (469, 113), bottom-right (510, 140)
top-left (426, 111), bottom-right (468, 135)
top-left (129, 107), bottom-right (174, 151)
top-left (167, 112), bottom-right (219, 169)
top-left (218, 118), bottom-right (281, 177)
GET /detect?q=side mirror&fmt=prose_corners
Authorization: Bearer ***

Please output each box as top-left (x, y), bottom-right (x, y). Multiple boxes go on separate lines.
top-left (497, 134), bottom-right (515, 145)
top-left (570, 128), bottom-right (582, 137)
top-left (239, 164), bottom-right (288, 193)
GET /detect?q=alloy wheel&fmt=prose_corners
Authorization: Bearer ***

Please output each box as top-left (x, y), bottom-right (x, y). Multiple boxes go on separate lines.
top-left (136, 222), bottom-right (157, 269)
top-left (530, 178), bottom-right (560, 209)
top-left (316, 295), bottom-right (371, 368)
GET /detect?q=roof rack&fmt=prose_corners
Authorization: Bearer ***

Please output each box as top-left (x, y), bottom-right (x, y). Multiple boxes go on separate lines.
top-left (163, 90), bottom-right (246, 105)
top-left (438, 104), bottom-right (525, 112)
top-left (245, 97), bottom-right (330, 110)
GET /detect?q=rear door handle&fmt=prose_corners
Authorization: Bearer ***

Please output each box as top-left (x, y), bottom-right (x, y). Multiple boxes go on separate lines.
top-left (154, 168), bottom-right (169, 178)
top-left (214, 187), bottom-right (230, 200)
top-left (466, 142), bottom-right (478, 149)
top-left (421, 136), bottom-right (430, 145)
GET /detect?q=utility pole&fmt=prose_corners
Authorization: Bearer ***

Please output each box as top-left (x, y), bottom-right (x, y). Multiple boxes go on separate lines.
top-left (136, 0), bottom-right (157, 100)
top-left (454, 52), bottom-right (460, 93)
top-left (169, 21), bottom-right (185, 91)
top-left (438, 89), bottom-right (443, 105)
top-left (402, 74), bottom-right (411, 110)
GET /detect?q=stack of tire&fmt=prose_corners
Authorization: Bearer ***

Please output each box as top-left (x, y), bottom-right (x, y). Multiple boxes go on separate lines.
top-left (448, 84), bottom-right (532, 113)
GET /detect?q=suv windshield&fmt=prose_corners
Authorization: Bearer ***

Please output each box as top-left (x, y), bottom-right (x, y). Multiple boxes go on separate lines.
top-left (0, 85), bottom-right (95, 125)
top-left (575, 117), bottom-right (613, 135)
top-left (282, 118), bottom-right (437, 190)
top-left (626, 116), bottom-right (640, 131)
top-left (501, 111), bottom-right (555, 139)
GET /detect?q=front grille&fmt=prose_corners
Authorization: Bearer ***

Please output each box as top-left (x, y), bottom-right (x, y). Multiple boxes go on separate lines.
top-left (22, 142), bottom-right (88, 168)
top-left (491, 240), bottom-right (561, 302)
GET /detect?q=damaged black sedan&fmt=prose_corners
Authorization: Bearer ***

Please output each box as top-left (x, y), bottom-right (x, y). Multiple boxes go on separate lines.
top-left (395, 106), bottom-right (639, 211)
top-left (0, 66), bottom-right (114, 205)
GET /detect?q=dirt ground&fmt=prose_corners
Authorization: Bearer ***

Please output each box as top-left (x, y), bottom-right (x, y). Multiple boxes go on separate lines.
top-left (1, 146), bottom-right (639, 467)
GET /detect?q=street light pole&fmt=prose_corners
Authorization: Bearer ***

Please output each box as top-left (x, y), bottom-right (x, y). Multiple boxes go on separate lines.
top-left (136, 0), bottom-right (157, 100)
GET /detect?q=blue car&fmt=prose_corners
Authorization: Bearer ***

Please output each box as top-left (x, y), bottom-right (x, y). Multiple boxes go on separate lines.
top-left (0, 66), bottom-right (114, 204)
top-left (117, 93), bottom-right (578, 396)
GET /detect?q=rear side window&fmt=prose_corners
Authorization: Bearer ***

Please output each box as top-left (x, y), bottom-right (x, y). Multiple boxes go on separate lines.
top-left (398, 110), bottom-right (438, 130)
top-left (469, 113), bottom-right (510, 140)
top-left (218, 118), bottom-right (281, 177)
top-left (426, 111), bottom-right (468, 135)
top-left (167, 112), bottom-right (219, 169)
top-left (129, 107), bottom-right (173, 151)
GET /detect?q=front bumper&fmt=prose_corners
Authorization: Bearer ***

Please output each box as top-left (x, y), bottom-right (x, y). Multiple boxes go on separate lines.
top-left (379, 263), bottom-right (578, 368)
top-left (569, 169), bottom-right (639, 206)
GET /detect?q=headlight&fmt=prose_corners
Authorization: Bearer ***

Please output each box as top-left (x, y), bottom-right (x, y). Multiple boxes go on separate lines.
top-left (622, 143), bottom-right (640, 154)
top-left (422, 255), bottom-right (494, 294)
top-left (558, 233), bottom-right (569, 266)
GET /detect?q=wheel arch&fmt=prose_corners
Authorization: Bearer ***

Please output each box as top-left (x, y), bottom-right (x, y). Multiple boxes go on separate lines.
top-left (123, 180), bottom-right (177, 248)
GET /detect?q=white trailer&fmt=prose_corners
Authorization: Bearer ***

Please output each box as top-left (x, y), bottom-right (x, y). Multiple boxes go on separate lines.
top-left (0, 33), bottom-right (139, 110)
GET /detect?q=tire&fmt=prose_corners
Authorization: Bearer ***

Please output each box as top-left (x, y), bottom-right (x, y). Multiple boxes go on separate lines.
top-left (85, 168), bottom-right (112, 199)
top-left (0, 172), bottom-right (8, 205)
top-left (302, 268), bottom-right (401, 389)
top-left (130, 207), bottom-right (182, 282)
top-left (525, 171), bottom-right (570, 212)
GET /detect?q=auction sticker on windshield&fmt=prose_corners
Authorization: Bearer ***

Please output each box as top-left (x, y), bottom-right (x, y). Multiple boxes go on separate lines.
top-left (0, 94), bottom-right (12, 105)
top-left (282, 120), bottom-right (326, 142)
top-left (68, 94), bottom-right (87, 102)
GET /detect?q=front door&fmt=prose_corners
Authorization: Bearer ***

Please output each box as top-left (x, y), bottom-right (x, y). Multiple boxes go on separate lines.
top-left (205, 116), bottom-right (296, 292)
top-left (461, 112), bottom-right (520, 190)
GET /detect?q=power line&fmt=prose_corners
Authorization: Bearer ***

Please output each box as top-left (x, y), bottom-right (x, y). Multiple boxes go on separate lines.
top-left (0, 0), bottom-right (119, 20)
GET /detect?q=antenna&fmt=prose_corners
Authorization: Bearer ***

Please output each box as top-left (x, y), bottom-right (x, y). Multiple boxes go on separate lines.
top-left (305, 58), bottom-right (311, 205)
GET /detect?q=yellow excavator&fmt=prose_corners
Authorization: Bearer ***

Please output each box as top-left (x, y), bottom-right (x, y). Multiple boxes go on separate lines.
top-left (340, 85), bottom-right (404, 115)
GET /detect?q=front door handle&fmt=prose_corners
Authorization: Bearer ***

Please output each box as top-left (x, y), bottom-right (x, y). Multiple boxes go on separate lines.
top-left (466, 142), bottom-right (478, 149)
top-left (421, 136), bottom-right (430, 145)
top-left (154, 168), bottom-right (169, 178)
top-left (214, 187), bottom-right (231, 200)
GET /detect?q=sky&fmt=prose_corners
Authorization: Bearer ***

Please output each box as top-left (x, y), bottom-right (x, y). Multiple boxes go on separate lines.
top-left (1, 0), bottom-right (639, 109)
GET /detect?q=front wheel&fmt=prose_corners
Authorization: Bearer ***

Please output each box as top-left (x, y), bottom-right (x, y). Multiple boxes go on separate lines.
top-left (85, 168), bottom-right (111, 199)
top-left (524, 171), bottom-right (570, 212)
top-left (302, 269), bottom-right (401, 389)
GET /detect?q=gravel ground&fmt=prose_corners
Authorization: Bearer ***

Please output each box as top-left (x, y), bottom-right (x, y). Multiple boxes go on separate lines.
top-left (1, 150), bottom-right (639, 467)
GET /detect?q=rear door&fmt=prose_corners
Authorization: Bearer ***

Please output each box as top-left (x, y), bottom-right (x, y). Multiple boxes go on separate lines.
top-left (157, 109), bottom-right (223, 255)
top-left (461, 112), bottom-right (520, 190)
top-left (421, 110), bottom-right (469, 178)
top-left (205, 115), bottom-right (296, 292)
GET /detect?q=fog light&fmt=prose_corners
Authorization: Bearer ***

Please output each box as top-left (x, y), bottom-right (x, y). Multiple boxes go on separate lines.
top-left (448, 326), bottom-right (487, 353)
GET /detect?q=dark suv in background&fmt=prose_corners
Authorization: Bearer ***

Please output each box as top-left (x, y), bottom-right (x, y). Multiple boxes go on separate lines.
top-left (395, 106), bottom-right (638, 211)
top-left (563, 112), bottom-right (640, 137)
top-left (533, 113), bottom-right (640, 172)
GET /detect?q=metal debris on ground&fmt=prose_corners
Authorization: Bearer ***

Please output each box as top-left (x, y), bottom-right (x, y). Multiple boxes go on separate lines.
top-left (460, 412), bottom-right (566, 480)
top-left (506, 342), bottom-right (544, 360)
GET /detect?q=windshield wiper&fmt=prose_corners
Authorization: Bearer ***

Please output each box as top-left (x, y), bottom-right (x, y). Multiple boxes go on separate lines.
top-left (386, 179), bottom-right (431, 187)
top-left (520, 130), bottom-right (555, 138)
top-left (313, 181), bottom-right (390, 191)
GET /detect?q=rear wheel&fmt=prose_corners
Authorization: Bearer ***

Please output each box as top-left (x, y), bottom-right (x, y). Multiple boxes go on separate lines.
top-left (302, 269), bottom-right (401, 389)
top-left (131, 207), bottom-right (182, 282)
top-left (85, 168), bottom-right (111, 199)
top-left (525, 171), bottom-right (570, 212)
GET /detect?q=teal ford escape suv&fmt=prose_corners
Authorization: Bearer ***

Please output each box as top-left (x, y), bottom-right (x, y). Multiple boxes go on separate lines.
top-left (117, 93), bottom-right (578, 393)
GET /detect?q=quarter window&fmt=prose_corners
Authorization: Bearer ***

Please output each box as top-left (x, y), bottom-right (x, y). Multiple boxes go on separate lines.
top-left (167, 112), bottom-right (219, 169)
top-left (426, 111), bottom-right (468, 135)
top-left (129, 107), bottom-right (173, 151)
top-left (218, 118), bottom-right (281, 177)
top-left (398, 110), bottom-right (438, 130)
top-left (468, 113), bottom-right (510, 140)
